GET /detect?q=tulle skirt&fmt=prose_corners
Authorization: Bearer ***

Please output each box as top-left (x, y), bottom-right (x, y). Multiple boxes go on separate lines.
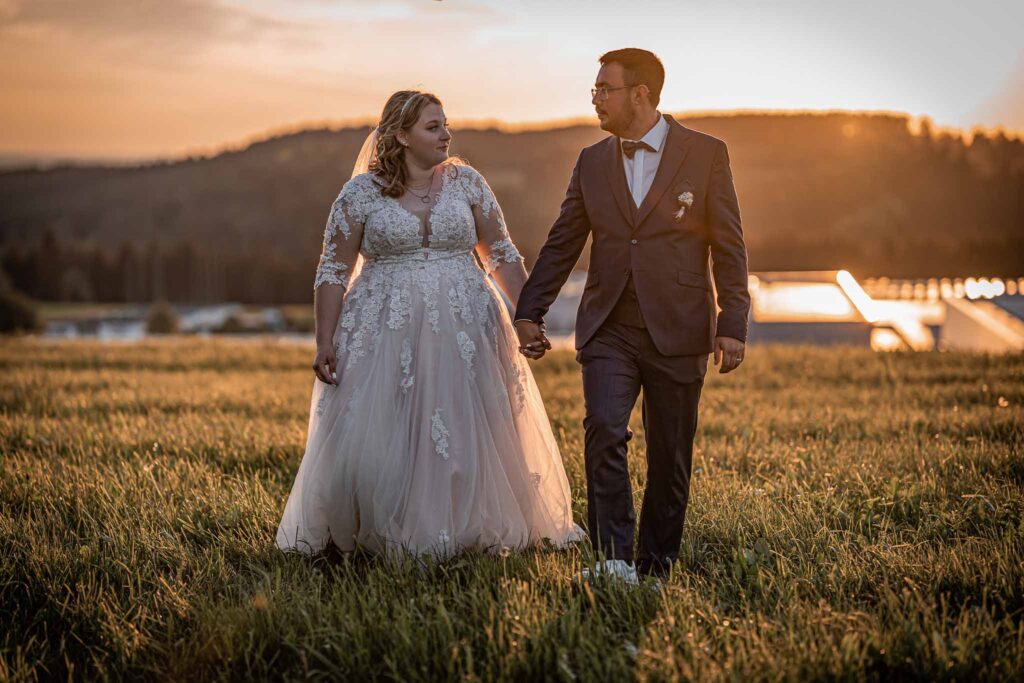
top-left (276, 250), bottom-right (584, 559)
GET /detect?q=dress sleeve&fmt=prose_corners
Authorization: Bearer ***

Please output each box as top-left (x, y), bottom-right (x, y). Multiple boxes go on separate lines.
top-left (313, 177), bottom-right (367, 291)
top-left (463, 165), bottom-right (524, 275)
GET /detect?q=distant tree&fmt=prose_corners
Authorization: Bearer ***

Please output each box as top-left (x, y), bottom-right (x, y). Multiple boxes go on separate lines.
top-left (33, 228), bottom-right (62, 300)
top-left (145, 300), bottom-right (178, 334)
top-left (1, 242), bottom-right (37, 297)
top-left (59, 265), bottom-right (95, 302)
top-left (115, 241), bottom-right (145, 303)
top-left (89, 244), bottom-right (116, 302)
top-left (164, 238), bottom-right (202, 302)
top-left (0, 271), bottom-right (41, 333)
top-left (144, 240), bottom-right (165, 302)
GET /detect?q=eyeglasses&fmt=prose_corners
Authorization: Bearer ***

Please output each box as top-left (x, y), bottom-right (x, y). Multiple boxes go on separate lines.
top-left (591, 85), bottom-right (634, 101)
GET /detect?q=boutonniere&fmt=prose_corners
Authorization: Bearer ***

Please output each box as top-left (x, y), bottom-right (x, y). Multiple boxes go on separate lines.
top-left (674, 191), bottom-right (694, 222)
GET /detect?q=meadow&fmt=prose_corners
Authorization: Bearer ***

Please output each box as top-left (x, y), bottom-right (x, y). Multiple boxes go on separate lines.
top-left (1, 338), bottom-right (1021, 681)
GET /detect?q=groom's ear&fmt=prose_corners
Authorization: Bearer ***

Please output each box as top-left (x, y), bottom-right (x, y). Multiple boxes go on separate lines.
top-left (632, 84), bottom-right (650, 105)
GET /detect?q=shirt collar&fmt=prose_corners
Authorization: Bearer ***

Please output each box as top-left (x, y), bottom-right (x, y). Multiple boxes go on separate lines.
top-left (639, 112), bottom-right (669, 152)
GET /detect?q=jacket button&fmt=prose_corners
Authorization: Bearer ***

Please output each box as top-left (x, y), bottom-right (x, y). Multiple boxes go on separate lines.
top-left (630, 239), bottom-right (638, 245)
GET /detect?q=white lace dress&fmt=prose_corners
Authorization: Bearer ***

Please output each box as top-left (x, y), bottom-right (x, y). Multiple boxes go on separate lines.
top-left (276, 161), bottom-right (584, 559)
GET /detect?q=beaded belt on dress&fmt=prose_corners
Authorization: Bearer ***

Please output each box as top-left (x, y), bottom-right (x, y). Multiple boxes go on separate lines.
top-left (366, 248), bottom-right (475, 265)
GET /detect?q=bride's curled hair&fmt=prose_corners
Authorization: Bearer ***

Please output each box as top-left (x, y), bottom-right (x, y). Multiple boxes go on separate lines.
top-left (370, 90), bottom-right (443, 198)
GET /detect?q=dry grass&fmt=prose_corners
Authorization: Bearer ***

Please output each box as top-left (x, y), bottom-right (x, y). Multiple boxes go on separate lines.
top-left (1, 338), bottom-right (1022, 681)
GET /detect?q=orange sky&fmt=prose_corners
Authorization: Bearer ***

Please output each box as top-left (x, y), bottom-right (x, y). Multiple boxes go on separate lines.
top-left (1, 0), bottom-right (1021, 162)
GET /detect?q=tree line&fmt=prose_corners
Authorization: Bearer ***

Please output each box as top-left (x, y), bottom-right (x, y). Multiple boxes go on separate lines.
top-left (1, 112), bottom-right (1022, 305)
top-left (1, 231), bottom-right (314, 304)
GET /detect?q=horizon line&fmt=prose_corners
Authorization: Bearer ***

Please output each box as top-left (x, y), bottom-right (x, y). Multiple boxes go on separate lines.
top-left (3, 107), bottom-right (1021, 172)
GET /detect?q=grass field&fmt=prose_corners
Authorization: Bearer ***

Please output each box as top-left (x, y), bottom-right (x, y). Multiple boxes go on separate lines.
top-left (1, 338), bottom-right (1022, 681)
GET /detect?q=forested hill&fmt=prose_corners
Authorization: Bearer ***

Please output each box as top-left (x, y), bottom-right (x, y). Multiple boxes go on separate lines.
top-left (1, 112), bottom-right (1022, 304)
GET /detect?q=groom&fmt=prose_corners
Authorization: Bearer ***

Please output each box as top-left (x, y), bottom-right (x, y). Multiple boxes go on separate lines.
top-left (514, 48), bottom-right (751, 582)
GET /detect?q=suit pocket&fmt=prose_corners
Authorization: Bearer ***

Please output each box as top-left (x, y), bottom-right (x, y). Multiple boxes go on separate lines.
top-left (677, 270), bottom-right (710, 290)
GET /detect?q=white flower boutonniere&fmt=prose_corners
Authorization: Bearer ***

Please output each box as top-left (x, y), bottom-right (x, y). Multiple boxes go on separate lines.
top-left (674, 191), bottom-right (694, 222)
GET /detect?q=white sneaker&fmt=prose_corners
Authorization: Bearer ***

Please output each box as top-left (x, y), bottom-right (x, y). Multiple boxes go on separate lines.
top-left (577, 559), bottom-right (639, 586)
top-left (642, 575), bottom-right (664, 593)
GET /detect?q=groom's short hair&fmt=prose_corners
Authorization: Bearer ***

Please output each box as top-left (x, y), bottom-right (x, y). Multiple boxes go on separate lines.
top-left (599, 48), bottom-right (665, 108)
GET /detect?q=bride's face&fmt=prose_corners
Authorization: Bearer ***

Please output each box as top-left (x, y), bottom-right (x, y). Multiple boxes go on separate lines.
top-left (401, 103), bottom-right (451, 168)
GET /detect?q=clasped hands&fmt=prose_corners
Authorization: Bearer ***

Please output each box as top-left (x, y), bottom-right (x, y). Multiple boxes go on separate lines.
top-left (513, 320), bottom-right (551, 360)
top-left (515, 319), bottom-right (746, 373)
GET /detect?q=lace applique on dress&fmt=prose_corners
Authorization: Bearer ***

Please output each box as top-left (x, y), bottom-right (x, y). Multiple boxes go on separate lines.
top-left (448, 280), bottom-right (475, 325)
top-left (431, 409), bottom-right (451, 459)
top-left (387, 286), bottom-right (413, 330)
top-left (400, 339), bottom-right (414, 393)
top-left (313, 246), bottom-right (348, 289)
top-left (482, 237), bottom-right (522, 275)
top-left (509, 358), bottom-right (528, 415)
top-left (314, 382), bottom-right (332, 417)
top-left (459, 165), bottom-right (524, 275)
top-left (456, 331), bottom-right (476, 379)
top-left (462, 166), bottom-right (499, 219)
top-left (313, 175), bottom-right (375, 290)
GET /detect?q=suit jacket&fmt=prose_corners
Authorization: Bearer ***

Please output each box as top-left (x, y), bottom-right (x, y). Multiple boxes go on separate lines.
top-left (515, 114), bottom-right (751, 356)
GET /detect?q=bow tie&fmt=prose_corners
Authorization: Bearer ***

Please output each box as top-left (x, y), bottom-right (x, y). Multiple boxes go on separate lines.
top-left (621, 139), bottom-right (655, 159)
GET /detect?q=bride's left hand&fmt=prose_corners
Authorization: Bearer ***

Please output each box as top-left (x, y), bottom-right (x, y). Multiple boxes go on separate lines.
top-left (313, 346), bottom-right (339, 385)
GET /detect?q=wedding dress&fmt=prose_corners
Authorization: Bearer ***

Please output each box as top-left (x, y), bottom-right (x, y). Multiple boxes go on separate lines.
top-left (276, 160), bottom-right (584, 559)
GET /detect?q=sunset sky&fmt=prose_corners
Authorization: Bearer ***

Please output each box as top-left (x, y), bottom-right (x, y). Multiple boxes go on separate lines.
top-left (1, 0), bottom-right (1021, 162)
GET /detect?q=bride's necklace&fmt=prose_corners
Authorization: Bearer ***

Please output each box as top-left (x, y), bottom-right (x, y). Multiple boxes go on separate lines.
top-left (405, 176), bottom-right (434, 204)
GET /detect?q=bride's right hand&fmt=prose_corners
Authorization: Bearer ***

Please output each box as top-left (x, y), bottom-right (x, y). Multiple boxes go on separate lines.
top-left (312, 346), bottom-right (338, 385)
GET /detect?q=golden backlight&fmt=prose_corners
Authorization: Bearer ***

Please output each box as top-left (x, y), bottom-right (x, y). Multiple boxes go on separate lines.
top-left (752, 283), bottom-right (858, 322)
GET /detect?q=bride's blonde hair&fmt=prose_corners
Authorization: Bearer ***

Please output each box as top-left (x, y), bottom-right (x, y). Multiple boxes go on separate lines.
top-left (370, 90), bottom-right (443, 198)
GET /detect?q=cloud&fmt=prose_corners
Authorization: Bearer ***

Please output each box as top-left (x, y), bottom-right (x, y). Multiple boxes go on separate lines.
top-left (0, 0), bottom-right (315, 66)
top-left (0, 0), bottom-right (513, 157)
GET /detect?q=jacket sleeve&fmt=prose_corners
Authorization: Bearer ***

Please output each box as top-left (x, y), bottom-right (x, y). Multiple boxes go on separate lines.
top-left (707, 141), bottom-right (751, 342)
top-left (514, 151), bottom-right (591, 324)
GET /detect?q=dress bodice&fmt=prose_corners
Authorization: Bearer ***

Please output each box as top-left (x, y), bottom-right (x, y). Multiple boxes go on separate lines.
top-left (358, 165), bottom-right (476, 259)
top-left (313, 161), bottom-right (521, 288)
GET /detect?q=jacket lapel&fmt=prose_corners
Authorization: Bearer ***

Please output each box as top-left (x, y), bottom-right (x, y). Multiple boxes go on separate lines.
top-left (635, 115), bottom-right (693, 228)
top-left (603, 136), bottom-right (635, 227)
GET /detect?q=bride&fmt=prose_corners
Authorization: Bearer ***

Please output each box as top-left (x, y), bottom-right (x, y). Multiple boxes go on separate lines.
top-left (276, 90), bottom-right (584, 560)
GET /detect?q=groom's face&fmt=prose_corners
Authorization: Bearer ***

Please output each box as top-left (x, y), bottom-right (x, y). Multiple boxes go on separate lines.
top-left (593, 62), bottom-right (636, 136)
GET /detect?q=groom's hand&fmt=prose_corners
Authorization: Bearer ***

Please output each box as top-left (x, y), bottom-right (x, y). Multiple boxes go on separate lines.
top-left (714, 336), bottom-right (745, 374)
top-left (514, 319), bottom-right (551, 360)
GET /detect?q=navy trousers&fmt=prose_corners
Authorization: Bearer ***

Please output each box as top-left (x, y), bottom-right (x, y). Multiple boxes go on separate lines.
top-left (576, 318), bottom-right (707, 577)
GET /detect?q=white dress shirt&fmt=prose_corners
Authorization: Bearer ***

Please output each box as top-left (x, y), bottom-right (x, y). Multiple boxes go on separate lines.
top-left (621, 112), bottom-right (669, 207)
